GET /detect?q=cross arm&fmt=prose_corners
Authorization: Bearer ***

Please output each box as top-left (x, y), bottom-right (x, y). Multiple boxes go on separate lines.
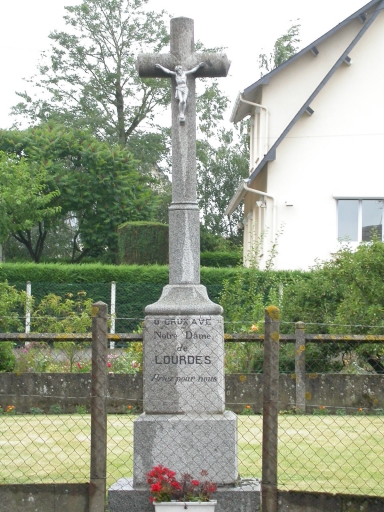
top-left (192, 53), bottom-right (231, 77)
top-left (136, 54), bottom-right (178, 78)
top-left (136, 52), bottom-right (230, 78)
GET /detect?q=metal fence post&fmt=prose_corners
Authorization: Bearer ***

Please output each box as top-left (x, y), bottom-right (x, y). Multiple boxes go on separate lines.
top-left (110, 281), bottom-right (116, 349)
top-left (295, 321), bottom-right (306, 412)
top-left (262, 306), bottom-right (280, 512)
top-left (25, 281), bottom-right (31, 334)
top-left (90, 301), bottom-right (108, 512)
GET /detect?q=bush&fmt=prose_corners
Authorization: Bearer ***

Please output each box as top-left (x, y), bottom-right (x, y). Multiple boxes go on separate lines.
top-left (118, 221), bottom-right (168, 264)
top-left (281, 239), bottom-right (384, 372)
top-left (200, 251), bottom-right (242, 267)
top-left (0, 342), bottom-right (15, 372)
top-left (0, 262), bottom-right (170, 284)
top-left (0, 280), bottom-right (25, 332)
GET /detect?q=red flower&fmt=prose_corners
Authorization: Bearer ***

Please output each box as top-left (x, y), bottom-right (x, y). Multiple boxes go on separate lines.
top-left (191, 480), bottom-right (200, 486)
top-left (107, 362), bottom-right (111, 368)
top-left (171, 481), bottom-right (182, 490)
top-left (151, 483), bottom-right (162, 492)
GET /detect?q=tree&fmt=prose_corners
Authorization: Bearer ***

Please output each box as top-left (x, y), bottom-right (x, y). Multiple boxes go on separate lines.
top-left (13, 0), bottom-right (170, 146)
top-left (258, 21), bottom-right (301, 76)
top-left (0, 123), bottom-right (157, 262)
top-left (3, 221), bottom-right (78, 262)
top-left (0, 151), bottom-right (60, 249)
top-left (197, 123), bottom-right (249, 243)
top-left (11, 0), bottom-right (228, 169)
top-left (11, 0), bottom-right (234, 240)
top-left (196, 22), bottom-right (302, 245)
top-left (0, 281), bottom-right (25, 333)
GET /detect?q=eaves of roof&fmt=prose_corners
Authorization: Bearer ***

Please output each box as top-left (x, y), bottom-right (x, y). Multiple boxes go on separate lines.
top-left (246, 0), bottom-right (384, 187)
top-left (230, 0), bottom-right (382, 124)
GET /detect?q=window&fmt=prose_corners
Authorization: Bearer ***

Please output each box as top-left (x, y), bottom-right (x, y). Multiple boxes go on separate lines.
top-left (337, 199), bottom-right (383, 242)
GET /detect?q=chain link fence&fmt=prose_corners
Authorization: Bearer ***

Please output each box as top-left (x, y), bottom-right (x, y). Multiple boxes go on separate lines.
top-left (11, 282), bottom-right (223, 334)
top-left (1, 311), bottom-right (384, 510)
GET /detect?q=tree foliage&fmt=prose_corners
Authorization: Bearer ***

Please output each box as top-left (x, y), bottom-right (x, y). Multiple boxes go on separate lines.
top-left (12, 0), bottom-right (229, 169)
top-left (258, 21), bottom-right (301, 76)
top-left (0, 123), bottom-right (157, 262)
top-left (12, 0), bottom-right (171, 146)
top-left (0, 151), bottom-right (60, 244)
top-left (197, 122), bottom-right (249, 243)
top-left (281, 240), bottom-right (384, 333)
top-left (219, 238), bottom-right (384, 374)
top-left (10, 0), bottom-right (235, 243)
top-left (0, 280), bottom-right (25, 333)
top-left (281, 239), bottom-right (384, 372)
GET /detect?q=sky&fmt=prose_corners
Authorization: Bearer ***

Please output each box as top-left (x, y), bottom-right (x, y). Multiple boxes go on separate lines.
top-left (0, 0), bottom-right (366, 129)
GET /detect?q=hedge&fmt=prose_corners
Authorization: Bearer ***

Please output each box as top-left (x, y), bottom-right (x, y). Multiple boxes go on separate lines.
top-left (200, 251), bottom-right (242, 267)
top-left (117, 221), bottom-right (169, 265)
top-left (1, 263), bottom-right (306, 332)
top-left (0, 263), bottom-right (304, 286)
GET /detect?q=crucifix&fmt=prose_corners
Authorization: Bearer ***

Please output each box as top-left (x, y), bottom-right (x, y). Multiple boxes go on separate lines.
top-left (130, 19), bottom-right (238, 490)
top-left (136, 17), bottom-right (230, 293)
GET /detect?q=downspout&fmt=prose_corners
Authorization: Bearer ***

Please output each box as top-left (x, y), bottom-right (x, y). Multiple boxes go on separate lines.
top-left (239, 95), bottom-right (269, 156)
top-left (243, 182), bottom-right (276, 248)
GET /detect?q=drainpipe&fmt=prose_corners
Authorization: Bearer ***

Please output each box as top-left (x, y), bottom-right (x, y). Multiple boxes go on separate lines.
top-left (239, 95), bottom-right (269, 156)
top-left (243, 182), bottom-right (276, 245)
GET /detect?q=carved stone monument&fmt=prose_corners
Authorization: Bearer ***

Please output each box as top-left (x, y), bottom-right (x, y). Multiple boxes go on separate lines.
top-left (134, 16), bottom-right (236, 487)
top-left (109, 17), bottom-right (260, 512)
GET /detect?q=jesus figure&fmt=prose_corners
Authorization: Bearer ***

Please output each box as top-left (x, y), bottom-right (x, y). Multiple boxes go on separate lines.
top-left (155, 62), bottom-right (205, 123)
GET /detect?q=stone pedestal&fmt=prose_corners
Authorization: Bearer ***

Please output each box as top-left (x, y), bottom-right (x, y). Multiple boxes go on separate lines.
top-left (133, 412), bottom-right (237, 486)
top-left (109, 479), bottom-right (261, 512)
top-left (132, 308), bottom-right (238, 486)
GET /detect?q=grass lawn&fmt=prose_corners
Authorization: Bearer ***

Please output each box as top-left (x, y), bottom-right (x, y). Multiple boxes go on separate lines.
top-left (0, 414), bottom-right (383, 496)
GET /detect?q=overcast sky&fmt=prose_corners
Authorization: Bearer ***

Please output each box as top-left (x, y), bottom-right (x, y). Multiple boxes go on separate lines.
top-left (0, 0), bottom-right (366, 129)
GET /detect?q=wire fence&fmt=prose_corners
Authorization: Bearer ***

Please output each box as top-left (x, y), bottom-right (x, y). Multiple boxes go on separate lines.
top-left (1, 313), bottom-right (384, 511)
top-left (11, 282), bottom-right (223, 333)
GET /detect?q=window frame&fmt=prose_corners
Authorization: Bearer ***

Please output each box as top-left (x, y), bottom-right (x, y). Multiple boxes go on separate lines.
top-left (335, 197), bottom-right (384, 243)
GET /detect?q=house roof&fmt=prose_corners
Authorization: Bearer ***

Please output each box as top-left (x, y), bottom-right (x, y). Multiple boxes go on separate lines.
top-left (226, 0), bottom-right (384, 216)
top-left (231, 0), bottom-right (382, 124)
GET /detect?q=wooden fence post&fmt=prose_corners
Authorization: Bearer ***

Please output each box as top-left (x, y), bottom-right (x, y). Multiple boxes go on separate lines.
top-left (90, 301), bottom-right (108, 512)
top-left (262, 306), bottom-right (280, 512)
top-left (295, 321), bottom-right (306, 412)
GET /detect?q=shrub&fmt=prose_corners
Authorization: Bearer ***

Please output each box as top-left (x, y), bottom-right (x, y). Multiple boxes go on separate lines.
top-left (118, 221), bottom-right (168, 264)
top-left (280, 239), bottom-right (384, 372)
top-left (200, 251), bottom-right (242, 267)
top-left (30, 406), bottom-right (44, 415)
top-left (0, 342), bottom-right (15, 372)
top-left (0, 280), bottom-right (25, 332)
top-left (49, 404), bottom-right (62, 414)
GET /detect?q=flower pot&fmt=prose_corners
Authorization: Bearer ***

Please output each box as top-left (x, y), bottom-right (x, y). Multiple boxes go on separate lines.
top-left (154, 501), bottom-right (217, 511)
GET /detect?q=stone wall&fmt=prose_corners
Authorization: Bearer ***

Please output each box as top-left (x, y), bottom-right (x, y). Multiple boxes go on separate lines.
top-left (0, 373), bottom-right (382, 413)
top-left (0, 484), bottom-right (88, 512)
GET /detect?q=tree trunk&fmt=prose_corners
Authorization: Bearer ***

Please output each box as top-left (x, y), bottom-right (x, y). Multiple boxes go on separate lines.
top-left (12, 223), bottom-right (48, 263)
top-left (115, 79), bottom-right (126, 147)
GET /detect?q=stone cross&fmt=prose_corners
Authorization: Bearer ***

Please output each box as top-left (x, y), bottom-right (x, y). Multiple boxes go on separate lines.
top-left (132, 19), bottom-right (237, 490)
top-left (136, 18), bottom-right (230, 289)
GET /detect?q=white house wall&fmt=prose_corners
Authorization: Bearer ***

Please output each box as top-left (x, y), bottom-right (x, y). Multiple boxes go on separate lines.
top-left (258, 19), bottom-right (363, 151)
top-left (257, 10), bottom-right (384, 270)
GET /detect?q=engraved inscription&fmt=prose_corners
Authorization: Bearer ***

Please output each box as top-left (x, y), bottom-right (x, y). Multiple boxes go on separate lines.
top-left (144, 314), bottom-right (225, 413)
top-left (154, 355), bottom-right (211, 365)
top-left (146, 315), bottom-right (222, 393)
top-left (151, 374), bottom-right (218, 385)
